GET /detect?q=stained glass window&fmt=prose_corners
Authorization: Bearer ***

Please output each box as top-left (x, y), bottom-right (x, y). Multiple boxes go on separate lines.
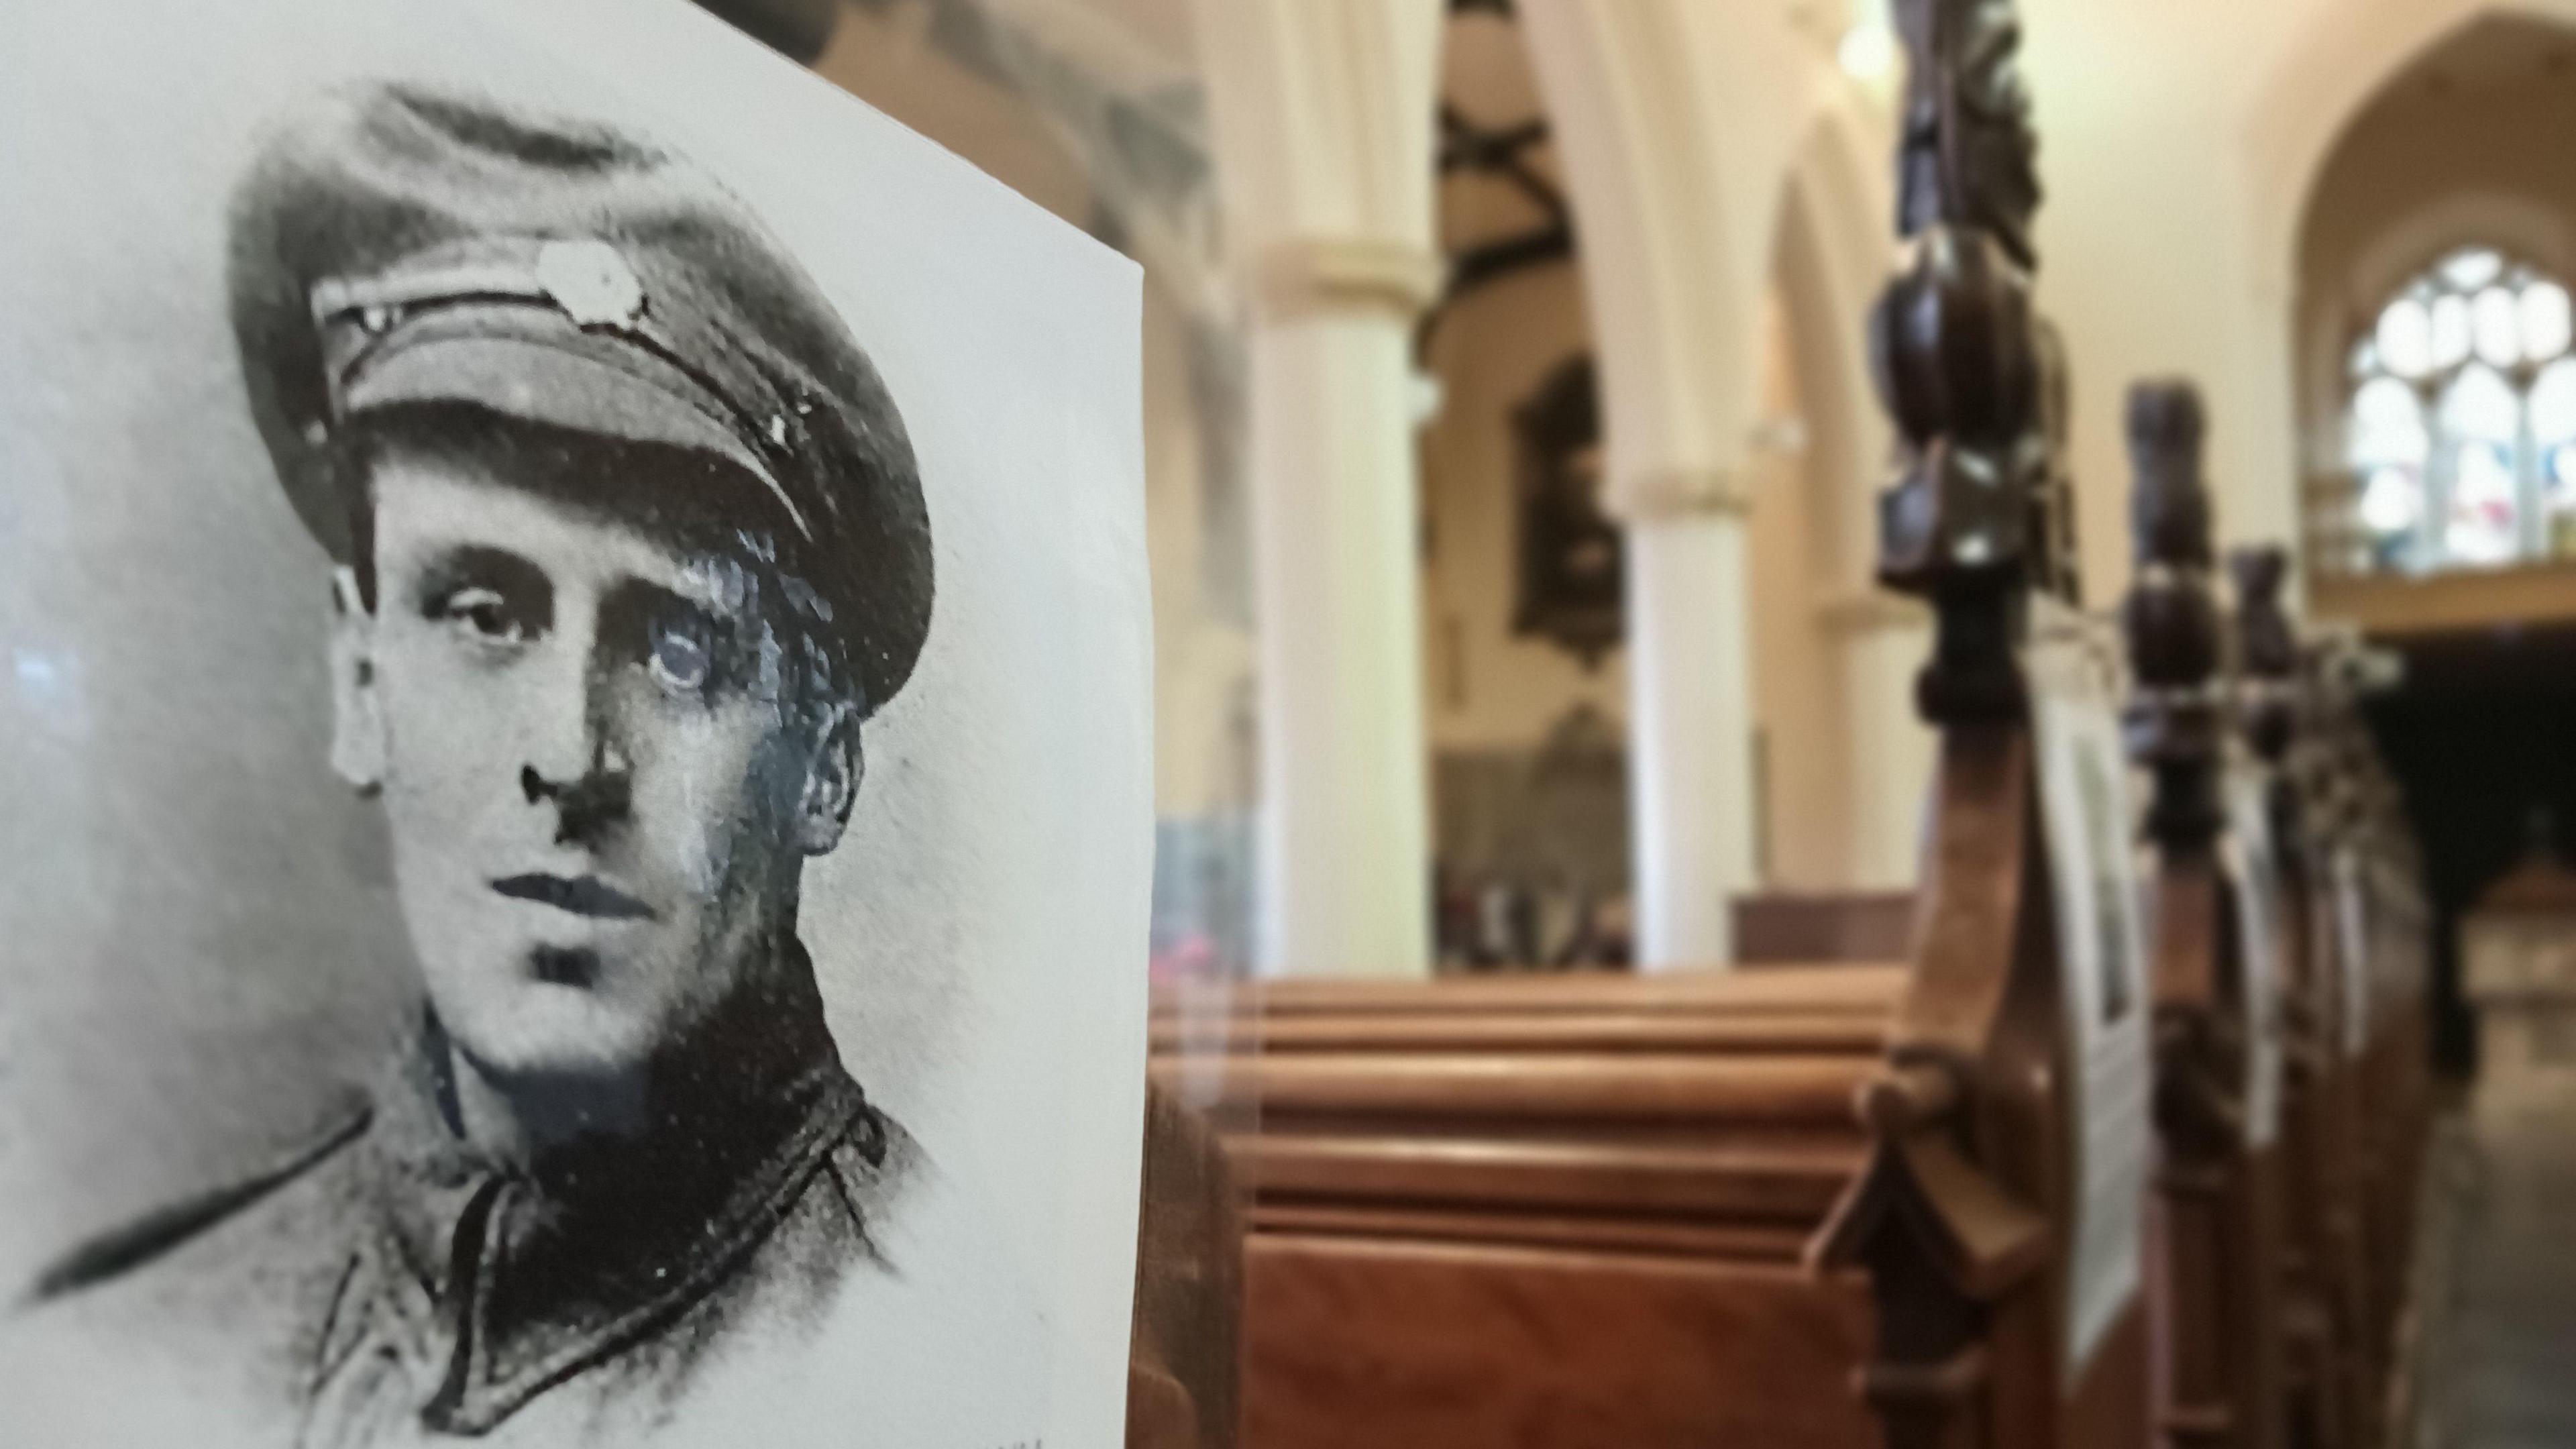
top-left (2339, 248), bottom-right (2576, 574)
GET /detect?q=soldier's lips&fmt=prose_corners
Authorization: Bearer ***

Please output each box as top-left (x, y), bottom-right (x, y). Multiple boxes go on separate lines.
top-left (489, 873), bottom-right (656, 921)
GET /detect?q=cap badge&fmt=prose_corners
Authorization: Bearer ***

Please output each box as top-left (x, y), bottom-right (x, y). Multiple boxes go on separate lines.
top-left (534, 238), bottom-right (646, 331)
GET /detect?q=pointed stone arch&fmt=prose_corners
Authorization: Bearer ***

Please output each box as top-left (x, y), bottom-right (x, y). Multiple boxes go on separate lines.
top-left (2272, 3), bottom-right (2576, 593)
top-left (2249, 0), bottom-right (2576, 304)
top-left (1513, 0), bottom-right (1853, 954)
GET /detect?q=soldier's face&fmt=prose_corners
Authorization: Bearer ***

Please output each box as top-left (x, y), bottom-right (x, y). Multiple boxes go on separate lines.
top-left (332, 447), bottom-right (855, 1084)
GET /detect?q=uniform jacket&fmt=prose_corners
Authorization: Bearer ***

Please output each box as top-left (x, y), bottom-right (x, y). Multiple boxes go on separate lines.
top-left (1, 949), bottom-right (1048, 1447)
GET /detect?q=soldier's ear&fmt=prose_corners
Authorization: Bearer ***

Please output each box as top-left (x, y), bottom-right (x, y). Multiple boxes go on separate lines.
top-left (327, 567), bottom-right (386, 796)
top-left (796, 702), bottom-right (862, 855)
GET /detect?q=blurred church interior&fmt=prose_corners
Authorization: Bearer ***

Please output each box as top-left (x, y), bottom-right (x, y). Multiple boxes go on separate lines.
top-left (707, 2), bottom-right (2576, 1445)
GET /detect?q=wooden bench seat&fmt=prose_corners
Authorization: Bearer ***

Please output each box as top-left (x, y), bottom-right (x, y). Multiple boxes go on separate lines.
top-left (1145, 961), bottom-right (1912, 1448)
top-left (1198, 962), bottom-right (1905, 1014)
top-left (1736, 892), bottom-right (1917, 966)
top-left (1170, 1008), bottom-right (1887, 1055)
top-left (1155, 5), bottom-right (2173, 1440)
top-left (1122, 8), bottom-right (2438, 1447)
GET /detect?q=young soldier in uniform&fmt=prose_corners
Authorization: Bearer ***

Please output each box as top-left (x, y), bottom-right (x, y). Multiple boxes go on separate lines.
top-left (9, 83), bottom-right (1004, 1445)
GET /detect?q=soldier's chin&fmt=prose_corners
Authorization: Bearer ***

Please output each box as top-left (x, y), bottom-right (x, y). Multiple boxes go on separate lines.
top-left (429, 957), bottom-right (664, 1083)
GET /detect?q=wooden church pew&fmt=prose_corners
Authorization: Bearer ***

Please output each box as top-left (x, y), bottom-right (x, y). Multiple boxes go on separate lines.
top-left (1158, 546), bottom-right (2444, 1449)
top-left (1153, 5), bottom-right (2168, 1446)
top-left (1181, 981), bottom-right (1886, 1449)
top-left (1123, 0), bottom-right (2440, 1438)
top-left (2233, 549), bottom-right (2354, 1449)
top-left (2121, 382), bottom-right (2288, 1449)
top-left (1144, 971), bottom-right (1907, 1448)
top-left (1205, 961), bottom-right (1905, 1018)
top-left (1735, 891), bottom-right (1919, 966)
top-left (1127, 1082), bottom-right (1244, 1449)
top-left (1796, 0), bottom-right (2161, 1437)
top-left (2233, 551), bottom-right (2435, 1449)
top-left (2296, 669), bottom-right (2432, 1449)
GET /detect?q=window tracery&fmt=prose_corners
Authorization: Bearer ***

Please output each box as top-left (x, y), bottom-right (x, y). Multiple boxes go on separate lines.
top-left (2339, 246), bottom-right (2576, 574)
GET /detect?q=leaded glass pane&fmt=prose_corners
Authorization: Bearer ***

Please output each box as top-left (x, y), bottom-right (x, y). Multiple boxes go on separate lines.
top-left (2531, 358), bottom-right (2576, 443)
top-left (2359, 465), bottom-right (2422, 539)
top-left (2450, 439), bottom-right (2521, 564)
top-left (2337, 248), bottom-right (2576, 576)
top-left (2475, 286), bottom-right (2523, 367)
top-left (2442, 366), bottom-right (2522, 565)
top-left (2379, 297), bottom-right (2434, 378)
top-left (2524, 281), bottom-right (2573, 360)
top-left (2443, 363), bottom-right (2518, 441)
top-left (2441, 247), bottom-right (2505, 291)
top-left (2537, 360), bottom-right (2576, 559)
top-left (2432, 293), bottom-right (2474, 370)
top-left (2351, 375), bottom-right (2428, 466)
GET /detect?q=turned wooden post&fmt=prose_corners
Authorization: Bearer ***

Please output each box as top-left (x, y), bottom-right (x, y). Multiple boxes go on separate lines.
top-left (2229, 547), bottom-right (2353, 1449)
top-left (2124, 384), bottom-right (2286, 1449)
top-left (2296, 645), bottom-right (2387, 1449)
top-left (1810, 3), bottom-right (2151, 1447)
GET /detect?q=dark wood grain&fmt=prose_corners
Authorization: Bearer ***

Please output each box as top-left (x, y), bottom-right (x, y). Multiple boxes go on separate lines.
top-left (1184, 963), bottom-right (1906, 1017)
top-left (1242, 1237), bottom-right (1876, 1449)
top-left (1737, 892), bottom-right (1921, 965)
top-left (1129, 1083), bottom-right (1243, 1449)
top-left (2123, 380), bottom-right (2286, 1449)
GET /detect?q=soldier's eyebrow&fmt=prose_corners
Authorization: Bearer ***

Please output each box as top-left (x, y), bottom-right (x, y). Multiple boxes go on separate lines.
top-left (607, 573), bottom-right (736, 628)
top-left (663, 552), bottom-right (758, 615)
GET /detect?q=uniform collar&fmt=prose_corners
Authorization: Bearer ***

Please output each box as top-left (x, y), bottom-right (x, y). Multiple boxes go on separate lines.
top-left (343, 936), bottom-right (883, 1434)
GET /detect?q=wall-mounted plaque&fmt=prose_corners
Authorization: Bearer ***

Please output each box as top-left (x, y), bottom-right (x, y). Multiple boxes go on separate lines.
top-left (0, 1), bottom-right (1152, 1444)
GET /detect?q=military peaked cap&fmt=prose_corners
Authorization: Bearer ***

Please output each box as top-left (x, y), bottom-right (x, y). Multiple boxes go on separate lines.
top-left (228, 82), bottom-right (932, 716)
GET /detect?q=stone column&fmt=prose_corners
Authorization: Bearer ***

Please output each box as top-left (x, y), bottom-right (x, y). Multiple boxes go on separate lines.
top-left (1616, 468), bottom-right (1761, 969)
top-left (1244, 240), bottom-right (1442, 977)
top-left (1192, 0), bottom-right (1444, 979)
top-left (1518, 0), bottom-right (1836, 969)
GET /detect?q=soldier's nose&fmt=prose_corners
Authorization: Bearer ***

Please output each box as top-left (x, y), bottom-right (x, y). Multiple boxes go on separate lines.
top-left (522, 747), bottom-right (635, 844)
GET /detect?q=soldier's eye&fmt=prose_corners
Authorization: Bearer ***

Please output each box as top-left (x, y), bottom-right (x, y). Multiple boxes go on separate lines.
top-left (647, 622), bottom-right (714, 695)
top-left (439, 587), bottom-right (527, 643)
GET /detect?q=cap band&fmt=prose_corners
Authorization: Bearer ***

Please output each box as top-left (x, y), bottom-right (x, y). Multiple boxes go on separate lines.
top-left (310, 237), bottom-right (812, 541)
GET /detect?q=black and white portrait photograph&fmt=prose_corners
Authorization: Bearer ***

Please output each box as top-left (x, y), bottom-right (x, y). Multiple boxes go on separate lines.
top-left (0, 1), bottom-right (1152, 1444)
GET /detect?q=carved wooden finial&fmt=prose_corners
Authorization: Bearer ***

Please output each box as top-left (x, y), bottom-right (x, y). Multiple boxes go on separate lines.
top-left (2229, 545), bottom-right (2298, 771)
top-left (2128, 381), bottom-right (2212, 572)
top-left (1873, 0), bottom-right (2055, 723)
top-left (1892, 0), bottom-right (2043, 267)
top-left (1815, 17), bottom-right (2128, 1446)
top-left (2121, 379), bottom-right (2224, 851)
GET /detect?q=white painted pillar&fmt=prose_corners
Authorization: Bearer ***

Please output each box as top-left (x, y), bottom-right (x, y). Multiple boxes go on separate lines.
top-left (1519, 0), bottom-right (1834, 970)
top-left (1188, 0), bottom-right (1444, 977)
top-left (1245, 245), bottom-right (1440, 977)
top-left (1619, 472), bottom-right (1760, 969)
top-left (1828, 594), bottom-right (1936, 890)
